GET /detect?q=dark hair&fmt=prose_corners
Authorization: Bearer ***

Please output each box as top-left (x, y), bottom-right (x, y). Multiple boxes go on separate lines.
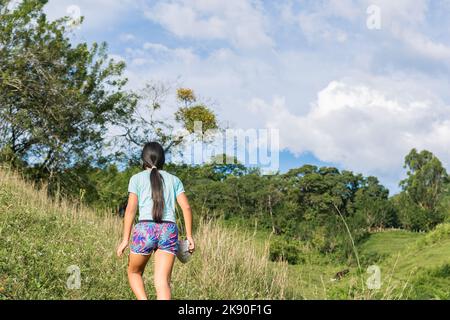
top-left (141, 142), bottom-right (165, 222)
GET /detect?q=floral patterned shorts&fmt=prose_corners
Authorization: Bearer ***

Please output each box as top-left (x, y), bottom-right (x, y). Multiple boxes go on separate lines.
top-left (130, 220), bottom-right (179, 256)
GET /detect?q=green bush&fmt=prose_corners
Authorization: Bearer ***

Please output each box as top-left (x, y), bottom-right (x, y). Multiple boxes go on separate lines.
top-left (394, 193), bottom-right (443, 231)
top-left (269, 237), bottom-right (304, 265)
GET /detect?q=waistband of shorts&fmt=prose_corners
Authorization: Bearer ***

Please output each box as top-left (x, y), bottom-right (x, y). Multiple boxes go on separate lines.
top-left (138, 219), bottom-right (176, 224)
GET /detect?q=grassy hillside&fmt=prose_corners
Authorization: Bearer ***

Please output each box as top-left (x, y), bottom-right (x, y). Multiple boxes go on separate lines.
top-left (359, 228), bottom-right (450, 278)
top-left (241, 223), bottom-right (450, 299)
top-left (359, 230), bottom-right (425, 257)
top-left (283, 228), bottom-right (450, 299)
top-left (0, 167), bottom-right (290, 300)
top-left (1, 166), bottom-right (449, 300)
top-left (356, 228), bottom-right (450, 299)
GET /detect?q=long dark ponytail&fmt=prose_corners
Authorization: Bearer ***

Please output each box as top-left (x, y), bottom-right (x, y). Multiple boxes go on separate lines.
top-left (141, 142), bottom-right (165, 222)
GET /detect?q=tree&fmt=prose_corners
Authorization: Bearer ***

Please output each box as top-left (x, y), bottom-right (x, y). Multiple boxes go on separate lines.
top-left (400, 149), bottom-right (448, 212)
top-left (173, 87), bottom-right (218, 142)
top-left (353, 176), bottom-right (398, 229)
top-left (395, 149), bottom-right (448, 230)
top-left (176, 88), bottom-right (196, 106)
top-left (0, 0), bottom-right (136, 183)
top-left (115, 83), bottom-right (219, 165)
top-left (114, 81), bottom-right (176, 161)
top-left (393, 193), bottom-right (434, 231)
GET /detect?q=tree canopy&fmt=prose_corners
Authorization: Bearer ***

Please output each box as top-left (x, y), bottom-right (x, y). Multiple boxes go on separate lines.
top-left (0, 0), bottom-right (136, 178)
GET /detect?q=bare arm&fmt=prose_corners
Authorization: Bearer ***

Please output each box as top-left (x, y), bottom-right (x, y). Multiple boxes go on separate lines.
top-left (177, 192), bottom-right (195, 252)
top-left (116, 192), bottom-right (138, 257)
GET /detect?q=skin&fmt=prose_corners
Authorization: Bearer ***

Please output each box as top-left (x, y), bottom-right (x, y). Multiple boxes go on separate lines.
top-left (116, 191), bottom-right (195, 300)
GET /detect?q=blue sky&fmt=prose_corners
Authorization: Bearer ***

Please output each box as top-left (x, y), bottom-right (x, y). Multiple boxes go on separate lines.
top-left (44, 0), bottom-right (450, 194)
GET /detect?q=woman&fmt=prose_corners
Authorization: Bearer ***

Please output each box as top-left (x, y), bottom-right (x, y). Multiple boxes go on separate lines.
top-left (116, 142), bottom-right (195, 300)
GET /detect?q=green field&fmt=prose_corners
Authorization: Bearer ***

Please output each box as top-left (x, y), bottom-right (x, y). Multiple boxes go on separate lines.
top-left (359, 230), bottom-right (425, 256)
top-left (359, 228), bottom-right (450, 277)
top-left (1, 167), bottom-right (449, 300)
top-left (212, 215), bottom-right (450, 299)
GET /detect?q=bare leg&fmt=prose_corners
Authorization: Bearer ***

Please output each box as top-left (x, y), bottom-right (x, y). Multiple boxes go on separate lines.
top-left (153, 249), bottom-right (176, 300)
top-left (128, 252), bottom-right (151, 300)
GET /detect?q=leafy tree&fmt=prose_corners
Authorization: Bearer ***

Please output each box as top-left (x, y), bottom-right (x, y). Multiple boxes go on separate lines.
top-left (177, 88), bottom-right (196, 106)
top-left (0, 0), bottom-right (136, 185)
top-left (400, 149), bottom-right (448, 211)
top-left (353, 176), bottom-right (398, 229)
top-left (436, 183), bottom-right (450, 223)
top-left (116, 83), bottom-right (219, 165)
top-left (175, 86), bottom-right (220, 137)
top-left (396, 149), bottom-right (448, 230)
top-left (175, 104), bottom-right (218, 134)
top-left (393, 193), bottom-right (439, 231)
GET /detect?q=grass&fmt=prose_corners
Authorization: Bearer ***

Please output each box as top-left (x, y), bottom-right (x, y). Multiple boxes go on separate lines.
top-left (356, 227), bottom-right (450, 299)
top-left (406, 264), bottom-right (450, 299)
top-left (219, 217), bottom-right (350, 299)
top-left (358, 227), bottom-right (450, 279)
top-left (228, 219), bottom-right (450, 299)
top-left (0, 167), bottom-right (290, 300)
top-left (359, 230), bottom-right (425, 257)
top-left (1, 165), bottom-right (450, 300)
top-left (219, 217), bottom-right (406, 299)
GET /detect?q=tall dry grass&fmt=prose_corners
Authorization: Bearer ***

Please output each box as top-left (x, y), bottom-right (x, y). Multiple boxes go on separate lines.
top-left (172, 220), bottom-right (290, 299)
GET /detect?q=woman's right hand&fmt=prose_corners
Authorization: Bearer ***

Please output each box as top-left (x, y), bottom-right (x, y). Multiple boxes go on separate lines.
top-left (186, 236), bottom-right (195, 253)
top-left (116, 240), bottom-right (129, 258)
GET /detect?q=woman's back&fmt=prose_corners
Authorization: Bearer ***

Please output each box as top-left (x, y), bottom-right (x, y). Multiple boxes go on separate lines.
top-left (128, 169), bottom-right (185, 223)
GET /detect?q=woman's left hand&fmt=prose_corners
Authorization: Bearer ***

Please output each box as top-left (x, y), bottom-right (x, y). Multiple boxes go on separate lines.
top-left (116, 240), bottom-right (129, 257)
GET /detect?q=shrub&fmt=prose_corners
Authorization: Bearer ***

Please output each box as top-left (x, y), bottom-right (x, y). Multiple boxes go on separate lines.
top-left (269, 237), bottom-right (304, 265)
top-left (394, 193), bottom-right (442, 231)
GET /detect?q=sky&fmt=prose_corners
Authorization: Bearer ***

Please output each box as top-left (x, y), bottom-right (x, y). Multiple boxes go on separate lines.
top-left (43, 0), bottom-right (450, 194)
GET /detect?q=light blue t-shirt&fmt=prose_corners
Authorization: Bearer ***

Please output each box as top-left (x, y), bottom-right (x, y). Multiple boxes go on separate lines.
top-left (128, 169), bottom-right (185, 222)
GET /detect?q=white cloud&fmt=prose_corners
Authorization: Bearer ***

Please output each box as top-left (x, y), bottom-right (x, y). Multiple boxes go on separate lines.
top-left (279, 0), bottom-right (366, 43)
top-left (144, 0), bottom-right (273, 49)
top-left (282, 0), bottom-right (450, 65)
top-left (297, 11), bottom-right (349, 43)
top-left (365, 0), bottom-right (429, 26)
top-left (119, 40), bottom-right (355, 134)
top-left (44, 0), bottom-right (141, 31)
top-left (143, 42), bottom-right (170, 52)
top-left (364, 0), bottom-right (450, 63)
top-left (119, 33), bottom-right (136, 42)
top-left (390, 26), bottom-right (450, 61)
top-left (251, 79), bottom-right (450, 184)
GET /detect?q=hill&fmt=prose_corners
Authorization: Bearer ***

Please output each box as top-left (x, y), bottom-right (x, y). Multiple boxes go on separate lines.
top-left (1, 166), bottom-right (449, 300)
top-left (0, 167), bottom-right (289, 299)
top-left (356, 228), bottom-right (450, 299)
